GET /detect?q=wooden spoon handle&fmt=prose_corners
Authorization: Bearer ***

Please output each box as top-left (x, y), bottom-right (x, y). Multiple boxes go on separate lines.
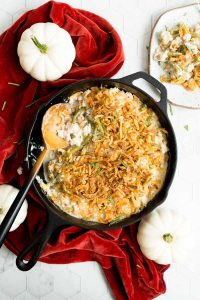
top-left (30, 147), bottom-right (48, 176)
top-left (0, 147), bottom-right (48, 247)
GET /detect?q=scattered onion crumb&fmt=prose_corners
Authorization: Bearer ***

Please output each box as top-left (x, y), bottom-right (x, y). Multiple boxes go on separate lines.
top-left (17, 166), bottom-right (23, 175)
top-left (8, 82), bottom-right (20, 87)
top-left (13, 139), bottom-right (24, 145)
top-left (136, 264), bottom-right (142, 269)
top-left (1, 101), bottom-right (7, 111)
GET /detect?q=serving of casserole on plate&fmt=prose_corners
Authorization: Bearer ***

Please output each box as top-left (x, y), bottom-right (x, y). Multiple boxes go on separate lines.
top-left (149, 4), bottom-right (200, 108)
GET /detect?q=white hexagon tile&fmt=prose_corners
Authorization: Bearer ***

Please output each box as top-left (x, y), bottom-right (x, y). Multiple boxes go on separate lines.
top-left (0, 1), bottom-right (200, 300)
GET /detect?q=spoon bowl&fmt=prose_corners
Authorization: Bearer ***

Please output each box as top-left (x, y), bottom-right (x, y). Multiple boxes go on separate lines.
top-left (42, 103), bottom-right (70, 150)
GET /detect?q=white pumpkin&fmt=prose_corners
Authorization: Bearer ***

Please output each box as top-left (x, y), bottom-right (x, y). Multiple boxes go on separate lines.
top-left (17, 22), bottom-right (76, 81)
top-left (137, 207), bottom-right (191, 264)
top-left (0, 184), bottom-right (28, 232)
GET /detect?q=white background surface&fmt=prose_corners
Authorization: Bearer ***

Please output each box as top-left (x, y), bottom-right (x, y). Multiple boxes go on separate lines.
top-left (0, 0), bottom-right (200, 299)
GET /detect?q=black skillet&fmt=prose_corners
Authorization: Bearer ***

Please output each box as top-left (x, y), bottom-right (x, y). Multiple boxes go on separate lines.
top-left (15, 71), bottom-right (177, 271)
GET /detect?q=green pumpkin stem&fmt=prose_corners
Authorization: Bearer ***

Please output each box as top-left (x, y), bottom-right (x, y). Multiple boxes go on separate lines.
top-left (163, 233), bottom-right (173, 243)
top-left (31, 35), bottom-right (48, 54)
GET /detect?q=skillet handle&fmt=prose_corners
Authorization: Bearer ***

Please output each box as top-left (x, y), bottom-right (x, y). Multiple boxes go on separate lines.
top-left (16, 215), bottom-right (58, 271)
top-left (118, 71), bottom-right (167, 114)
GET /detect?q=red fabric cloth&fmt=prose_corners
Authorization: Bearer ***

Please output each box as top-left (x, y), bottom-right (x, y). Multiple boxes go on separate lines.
top-left (0, 1), bottom-right (168, 299)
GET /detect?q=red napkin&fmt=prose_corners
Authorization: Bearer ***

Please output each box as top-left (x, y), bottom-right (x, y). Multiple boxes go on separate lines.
top-left (0, 1), bottom-right (168, 299)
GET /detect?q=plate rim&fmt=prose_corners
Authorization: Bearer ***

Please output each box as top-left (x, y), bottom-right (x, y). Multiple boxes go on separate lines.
top-left (148, 3), bottom-right (200, 109)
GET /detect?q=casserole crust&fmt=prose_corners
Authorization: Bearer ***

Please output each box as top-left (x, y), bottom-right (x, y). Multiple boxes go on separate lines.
top-left (37, 87), bottom-right (168, 224)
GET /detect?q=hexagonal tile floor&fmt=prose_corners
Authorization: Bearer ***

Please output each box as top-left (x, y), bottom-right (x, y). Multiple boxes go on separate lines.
top-left (0, 1), bottom-right (199, 300)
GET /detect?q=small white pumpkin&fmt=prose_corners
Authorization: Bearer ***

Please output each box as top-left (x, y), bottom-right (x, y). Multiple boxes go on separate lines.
top-left (17, 22), bottom-right (76, 81)
top-left (137, 207), bottom-right (191, 264)
top-left (0, 184), bottom-right (28, 232)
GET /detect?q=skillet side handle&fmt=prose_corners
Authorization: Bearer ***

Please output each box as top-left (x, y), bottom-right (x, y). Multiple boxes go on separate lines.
top-left (16, 216), bottom-right (56, 271)
top-left (118, 71), bottom-right (167, 114)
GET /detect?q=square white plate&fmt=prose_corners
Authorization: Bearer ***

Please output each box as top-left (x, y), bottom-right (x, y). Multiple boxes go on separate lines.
top-left (149, 4), bottom-right (200, 109)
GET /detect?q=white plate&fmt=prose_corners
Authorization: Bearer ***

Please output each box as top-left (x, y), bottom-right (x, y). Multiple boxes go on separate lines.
top-left (149, 4), bottom-right (200, 109)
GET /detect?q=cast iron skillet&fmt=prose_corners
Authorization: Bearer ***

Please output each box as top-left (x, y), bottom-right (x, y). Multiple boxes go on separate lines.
top-left (16, 72), bottom-right (177, 271)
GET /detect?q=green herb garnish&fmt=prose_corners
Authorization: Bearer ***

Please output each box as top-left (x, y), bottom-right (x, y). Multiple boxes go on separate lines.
top-left (82, 134), bottom-right (92, 146)
top-left (65, 145), bottom-right (81, 156)
top-left (72, 107), bottom-right (86, 123)
top-left (90, 162), bottom-right (102, 174)
top-left (81, 146), bottom-right (87, 155)
top-left (65, 207), bottom-right (74, 213)
top-left (119, 161), bottom-right (128, 169)
top-left (95, 117), bottom-right (104, 135)
top-left (65, 134), bottom-right (92, 157)
top-left (146, 116), bottom-right (152, 127)
top-left (109, 214), bottom-right (126, 226)
top-left (168, 103), bottom-right (173, 116)
top-left (108, 196), bottom-right (115, 206)
top-left (90, 162), bottom-right (99, 168)
top-left (90, 162), bottom-right (100, 169)
top-left (139, 103), bottom-right (146, 111)
top-left (178, 45), bottom-right (187, 55)
top-left (184, 124), bottom-right (189, 131)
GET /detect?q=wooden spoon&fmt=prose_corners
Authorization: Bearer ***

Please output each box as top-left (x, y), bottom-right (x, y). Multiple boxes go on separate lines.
top-left (0, 103), bottom-right (70, 247)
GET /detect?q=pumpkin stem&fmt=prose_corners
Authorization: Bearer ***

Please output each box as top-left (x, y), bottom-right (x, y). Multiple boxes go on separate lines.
top-left (163, 233), bottom-right (173, 243)
top-left (31, 35), bottom-right (48, 54)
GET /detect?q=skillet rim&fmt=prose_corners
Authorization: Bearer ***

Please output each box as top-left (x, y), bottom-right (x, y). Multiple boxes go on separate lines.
top-left (26, 76), bottom-right (177, 230)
